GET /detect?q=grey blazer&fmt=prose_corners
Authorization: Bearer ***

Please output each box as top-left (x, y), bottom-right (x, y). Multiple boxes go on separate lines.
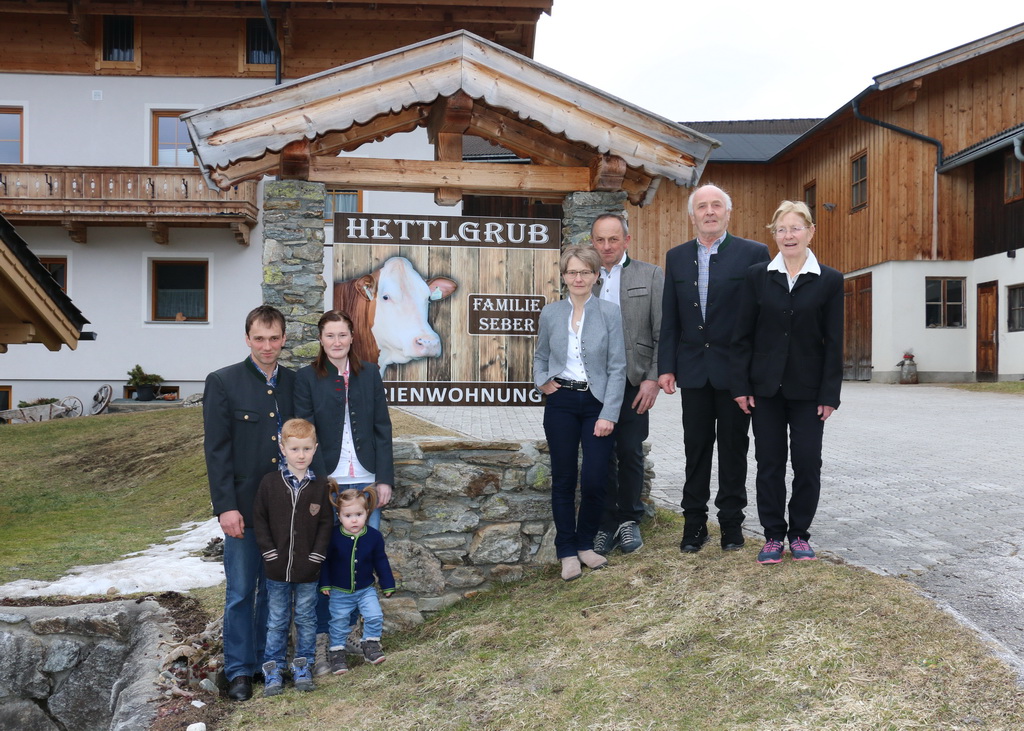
top-left (533, 296), bottom-right (627, 423)
top-left (594, 255), bottom-right (665, 387)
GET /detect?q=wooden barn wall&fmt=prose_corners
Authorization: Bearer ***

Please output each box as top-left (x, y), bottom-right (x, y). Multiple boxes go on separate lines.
top-left (625, 166), bottom-right (787, 270)
top-left (628, 40), bottom-right (1023, 274)
top-left (0, 13), bottom-right (529, 77)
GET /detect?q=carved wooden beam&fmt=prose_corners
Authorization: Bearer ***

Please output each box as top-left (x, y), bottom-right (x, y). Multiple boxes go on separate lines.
top-left (280, 138), bottom-right (311, 180)
top-left (310, 157), bottom-right (590, 198)
top-left (892, 79), bottom-right (924, 112)
top-left (467, 105), bottom-right (594, 168)
top-left (231, 221), bottom-right (251, 247)
top-left (428, 92), bottom-right (474, 206)
top-left (68, 1), bottom-right (92, 45)
top-left (63, 222), bottom-right (87, 244)
top-left (590, 154), bottom-right (627, 191)
top-left (0, 322), bottom-right (36, 345)
top-left (147, 221), bottom-right (170, 245)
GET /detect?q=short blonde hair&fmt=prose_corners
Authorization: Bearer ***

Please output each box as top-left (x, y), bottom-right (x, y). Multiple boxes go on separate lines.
top-left (767, 200), bottom-right (815, 232)
top-left (559, 245), bottom-right (601, 275)
top-left (281, 418), bottom-right (317, 443)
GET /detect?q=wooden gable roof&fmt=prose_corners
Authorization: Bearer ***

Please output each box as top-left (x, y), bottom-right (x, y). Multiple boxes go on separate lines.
top-left (184, 30), bottom-right (716, 206)
top-left (0, 215), bottom-right (89, 353)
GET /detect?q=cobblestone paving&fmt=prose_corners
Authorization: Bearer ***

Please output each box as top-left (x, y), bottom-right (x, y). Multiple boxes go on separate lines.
top-left (401, 382), bottom-right (1024, 670)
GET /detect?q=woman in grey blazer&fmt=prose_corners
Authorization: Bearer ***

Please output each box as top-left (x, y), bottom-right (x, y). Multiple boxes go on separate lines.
top-left (534, 245), bottom-right (627, 581)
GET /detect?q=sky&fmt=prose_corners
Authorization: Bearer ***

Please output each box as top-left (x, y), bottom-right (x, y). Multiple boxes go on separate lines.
top-left (534, 1), bottom-right (1021, 123)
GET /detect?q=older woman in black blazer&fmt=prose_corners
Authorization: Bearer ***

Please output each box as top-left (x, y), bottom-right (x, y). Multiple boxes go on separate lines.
top-left (732, 201), bottom-right (843, 565)
top-left (534, 245), bottom-right (627, 581)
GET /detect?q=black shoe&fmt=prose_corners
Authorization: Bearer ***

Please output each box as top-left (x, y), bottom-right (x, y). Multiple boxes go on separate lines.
top-left (227, 675), bottom-right (253, 701)
top-left (720, 524), bottom-right (745, 551)
top-left (680, 523), bottom-right (709, 554)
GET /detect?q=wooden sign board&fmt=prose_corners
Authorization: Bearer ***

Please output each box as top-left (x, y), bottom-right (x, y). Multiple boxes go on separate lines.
top-left (332, 213), bottom-right (561, 407)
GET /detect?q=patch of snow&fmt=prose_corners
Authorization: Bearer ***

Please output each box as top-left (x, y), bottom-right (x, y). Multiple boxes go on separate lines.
top-left (0, 519), bottom-right (225, 598)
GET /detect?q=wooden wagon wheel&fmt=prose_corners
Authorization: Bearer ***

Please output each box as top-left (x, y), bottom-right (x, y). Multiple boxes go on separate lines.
top-left (90, 384), bottom-right (113, 415)
top-left (58, 396), bottom-right (84, 418)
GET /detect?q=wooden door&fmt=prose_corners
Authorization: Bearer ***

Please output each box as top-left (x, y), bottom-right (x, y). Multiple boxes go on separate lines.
top-left (843, 273), bottom-right (872, 380)
top-left (977, 281), bottom-right (998, 381)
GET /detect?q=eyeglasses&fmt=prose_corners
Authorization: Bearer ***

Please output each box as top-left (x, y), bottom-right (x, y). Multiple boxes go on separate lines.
top-left (773, 226), bottom-right (810, 237)
top-left (563, 270), bottom-right (594, 279)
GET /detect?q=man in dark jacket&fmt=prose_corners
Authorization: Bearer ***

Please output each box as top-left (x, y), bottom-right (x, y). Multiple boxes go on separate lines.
top-left (658, 185), bottom-right (770, 554)
top-left (204, 305), bottom-right (295, 701)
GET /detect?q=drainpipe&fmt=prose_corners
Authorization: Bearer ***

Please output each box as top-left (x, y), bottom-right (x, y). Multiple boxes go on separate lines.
top-left (260, 0), bottom-right (282, 85)
top-left (853, 88), bottom-right (943, 260)
top-left (1014, 133), bottom-right (1024, 163)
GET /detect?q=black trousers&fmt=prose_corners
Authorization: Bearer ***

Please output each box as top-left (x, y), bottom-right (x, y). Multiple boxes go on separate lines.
top-left (600, 381), bottom-right (648, 530)
top-left (679, 381), bottom-right (750, 526)
top-left (751, 393), bottom-right (824, 541)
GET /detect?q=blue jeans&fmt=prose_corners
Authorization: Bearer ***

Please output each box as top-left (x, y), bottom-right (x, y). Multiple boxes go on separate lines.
top-left (316, 482), bottom-right (381, 635)
top-left (222, 531), bottom-right (268, 681)
top-left (327, 585), bottom-right (384, 647)
top-left (543, 388), bottom-right (615, 559)
top-left (264, 579), bottom-right (318, 665)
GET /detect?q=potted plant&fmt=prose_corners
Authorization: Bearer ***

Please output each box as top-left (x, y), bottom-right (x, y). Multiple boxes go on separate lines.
top-left (126, 364), bottom-right (164, 401)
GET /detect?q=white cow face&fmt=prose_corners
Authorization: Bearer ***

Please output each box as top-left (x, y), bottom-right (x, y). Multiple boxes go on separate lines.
top-left (368, 257), bottom-right (457, 373)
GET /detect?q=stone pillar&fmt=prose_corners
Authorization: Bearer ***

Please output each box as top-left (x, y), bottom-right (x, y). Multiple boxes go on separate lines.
top-left (262, 180), bottom-right (326, 369)
top-left (561, 191), bottom-right (629, 249)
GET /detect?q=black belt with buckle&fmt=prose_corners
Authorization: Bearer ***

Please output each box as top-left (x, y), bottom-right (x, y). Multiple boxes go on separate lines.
top-left (554, 377), bottom-right (589, 391)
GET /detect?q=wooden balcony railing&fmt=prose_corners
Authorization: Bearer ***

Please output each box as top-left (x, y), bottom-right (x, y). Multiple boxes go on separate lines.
top-left (0, 166), bottom-right (259, 246)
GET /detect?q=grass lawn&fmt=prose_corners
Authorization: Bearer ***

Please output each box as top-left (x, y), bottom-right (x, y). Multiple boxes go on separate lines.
top-left (3, 407), bottom-right (1024, 728)
top-left (947, 381), bottom-right (1024, 395)
top-left (225, 512), bottom-right (1024, 729)
top-left (0, 406), bottom-right (452, 585)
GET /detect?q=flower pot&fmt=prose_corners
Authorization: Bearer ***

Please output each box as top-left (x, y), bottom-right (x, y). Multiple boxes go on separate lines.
top-left (136, 384), bottom-right (157, 401)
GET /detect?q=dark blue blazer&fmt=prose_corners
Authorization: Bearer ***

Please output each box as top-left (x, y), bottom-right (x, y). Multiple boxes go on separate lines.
top-left (203, 358), bottom-right (295, 527)
top-left (294, 361), bottom-right (394, 487)
top-left (731, 261), bottom-right (845, 408)
top-left (659, 234), bottom-right (770, 389)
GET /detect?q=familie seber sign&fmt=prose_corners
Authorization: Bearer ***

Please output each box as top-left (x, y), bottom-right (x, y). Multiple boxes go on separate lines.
top-left (332, 213), bottom-right (561, 407)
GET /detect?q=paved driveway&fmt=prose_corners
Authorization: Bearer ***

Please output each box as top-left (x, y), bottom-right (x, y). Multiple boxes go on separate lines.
top-left (402, 382), bottom-right (1024, 672)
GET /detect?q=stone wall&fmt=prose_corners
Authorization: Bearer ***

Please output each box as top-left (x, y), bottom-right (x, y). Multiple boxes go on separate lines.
top-left (379, 437), bottom-right (653, 631)
top-left (0, 601), bottom-right (174, 731)
top-left (262, 180), bottom-right (327, 369)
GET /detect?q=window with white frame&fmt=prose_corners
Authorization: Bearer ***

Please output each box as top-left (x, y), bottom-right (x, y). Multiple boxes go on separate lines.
top-left (1009, 284), bottom-right (1024, 333)
top-left (0, 107), bottom-right (23, 163)
top-left (152, 111), bottom-right (194, 166)
top-left (925, 277), bottom-right (965, 328)
top-left (39, 256), bottom-right (68, 293)
top-left (324, 189), bottom-right (361, 221)
top-left (151, 260), bottom-right (208, 321)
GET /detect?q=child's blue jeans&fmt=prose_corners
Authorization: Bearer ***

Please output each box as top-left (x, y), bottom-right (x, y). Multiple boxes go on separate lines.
top-left (264, 579), bottom-right (318, 665)
top-left (327, 586), bottom-right (383, 647)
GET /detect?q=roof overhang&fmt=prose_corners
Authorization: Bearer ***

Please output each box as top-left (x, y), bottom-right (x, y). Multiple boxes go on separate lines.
top-left (939, 123), bottom-right (1024, 172)
top-left (185, 30), bottom-right (716, 206)
top-left (0, 214), bottom-right (90, 352)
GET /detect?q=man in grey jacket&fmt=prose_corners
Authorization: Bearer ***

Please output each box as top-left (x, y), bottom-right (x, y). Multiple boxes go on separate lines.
top-left (591, 213), bottom-right (665, 555)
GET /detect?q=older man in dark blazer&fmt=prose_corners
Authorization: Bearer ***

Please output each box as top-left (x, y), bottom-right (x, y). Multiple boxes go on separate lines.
top-left (591, 213), bottom-right (664, 555)
top-left (204, 305), bottom-right (295, 702)
top-left (658, 185), bottom-right (770, 554)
